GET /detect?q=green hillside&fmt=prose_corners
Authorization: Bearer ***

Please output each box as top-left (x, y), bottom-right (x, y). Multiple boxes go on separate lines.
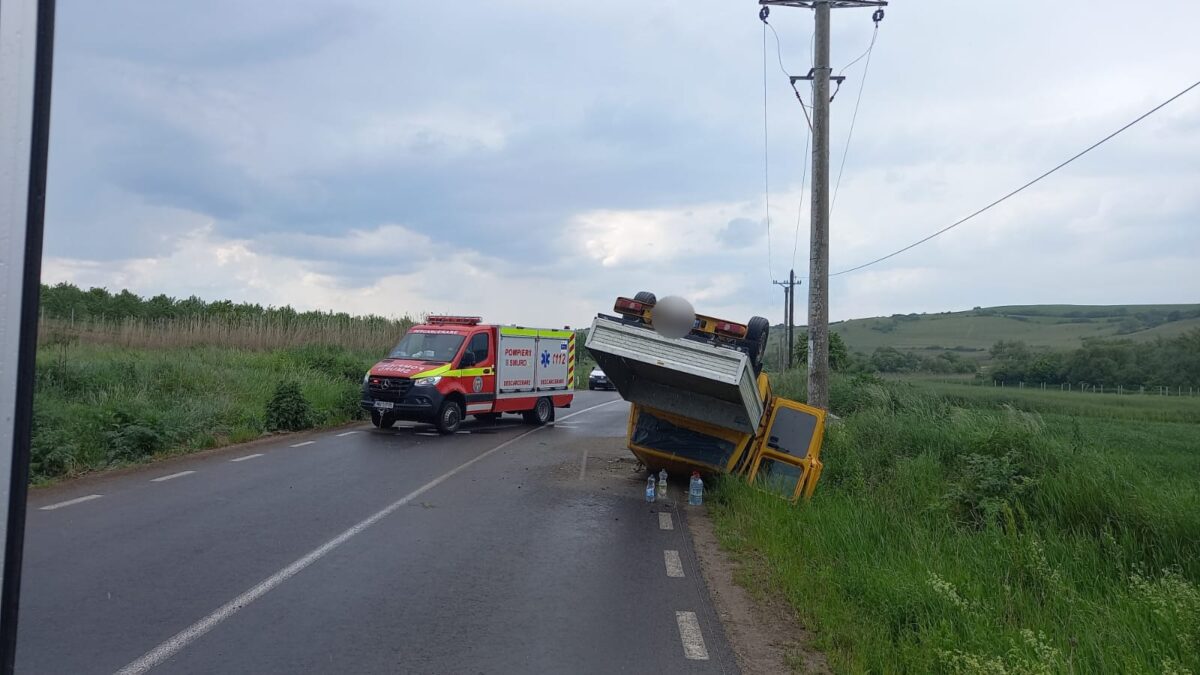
top-left (761, 304), bottom-right (1200, 369)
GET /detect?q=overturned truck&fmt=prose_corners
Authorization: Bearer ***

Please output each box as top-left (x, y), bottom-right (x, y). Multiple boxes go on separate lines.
top-left (586, 292), bottom-right (827, 501)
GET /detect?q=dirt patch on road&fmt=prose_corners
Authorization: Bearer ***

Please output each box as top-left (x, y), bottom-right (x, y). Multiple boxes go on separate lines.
top-left (688, 508), bottom-right (831, 675)
top-left (546, 434), bottom-right (648, 490)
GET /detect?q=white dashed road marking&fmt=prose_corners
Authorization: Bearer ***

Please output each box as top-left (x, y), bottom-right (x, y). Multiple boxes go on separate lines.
top-left (659, 512), bottom-right (674, 530)
top-left (230, 454), bottom-right (263, 462)
top-left (289, 441), bottom-right (315, 448)
top-left (675, 611), bottom-right (710, 660)
top-left (151, 471), bottom-right (195, 483)
top-left (335, 431), bottom-right (359, 437)
top-left (664, 550), bottom-right (684, 578)
top-left (40, 494), bottom-right (103, 511)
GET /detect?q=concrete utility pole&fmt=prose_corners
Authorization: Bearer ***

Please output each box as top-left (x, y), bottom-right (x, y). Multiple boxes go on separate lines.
top-left (759, 0), bottom-right (886, 409)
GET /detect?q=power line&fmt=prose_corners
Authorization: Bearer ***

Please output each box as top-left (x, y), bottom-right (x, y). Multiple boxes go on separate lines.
top-left (791, 129), bottom-right (811, 271)
top-left (830, 22), bottom-right (879, 219)
top-left (765, 22), bottom-right (791, 80)
top-left (760, 14), bottom-right (815, 272)
top-left (762, 21), bottom-right (775, 283)
top-left (830, 77), bottom-right (1200, 277)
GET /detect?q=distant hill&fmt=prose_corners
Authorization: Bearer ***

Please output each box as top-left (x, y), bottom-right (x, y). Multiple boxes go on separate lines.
top-left (761, 304), bottom-right (1200, 369)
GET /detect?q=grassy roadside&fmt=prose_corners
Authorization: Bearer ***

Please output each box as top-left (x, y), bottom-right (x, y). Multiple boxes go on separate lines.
top-left (31, 343), bottom-right (375, 483)
top-left (710, 375), bottom-right (1200, 674)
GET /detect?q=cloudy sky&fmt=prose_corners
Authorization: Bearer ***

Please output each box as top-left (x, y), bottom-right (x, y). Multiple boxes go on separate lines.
top-left (40, 0), bottom-right (1200, 327)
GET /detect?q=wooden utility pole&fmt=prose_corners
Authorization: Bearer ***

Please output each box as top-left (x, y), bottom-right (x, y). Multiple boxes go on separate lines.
top-left (759, 0), bottom-right (886, 408)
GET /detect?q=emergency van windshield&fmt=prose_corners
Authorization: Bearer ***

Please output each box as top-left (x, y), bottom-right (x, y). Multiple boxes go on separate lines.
top-left (387, 332), bottom-right (465, 362)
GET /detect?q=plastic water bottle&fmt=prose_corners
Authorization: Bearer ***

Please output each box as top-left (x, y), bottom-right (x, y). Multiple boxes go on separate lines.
top-left (645, 475), bottom-right (656, 502)
top-left (689, 471), bottom-right (704, 506)
top-left (657, 469), bottom-right (668, 501)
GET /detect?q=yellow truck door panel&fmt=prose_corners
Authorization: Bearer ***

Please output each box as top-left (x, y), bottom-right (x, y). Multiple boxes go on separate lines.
top-left (747, 399), bottom-right (826, 501)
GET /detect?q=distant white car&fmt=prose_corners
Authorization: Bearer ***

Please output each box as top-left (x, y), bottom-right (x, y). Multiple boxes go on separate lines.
top-left (588, 366), bottom-right (615, 390)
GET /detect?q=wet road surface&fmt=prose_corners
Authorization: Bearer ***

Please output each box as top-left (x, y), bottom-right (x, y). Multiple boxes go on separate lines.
top-left (18, 391), bottom-right (738, 673)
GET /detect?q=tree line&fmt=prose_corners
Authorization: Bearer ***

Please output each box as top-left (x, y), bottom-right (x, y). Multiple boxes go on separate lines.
top-left (791, 329), bottom-right (1200, 387)
top-left (39, 282), bottom-right (408, 328)
top-left (986, 333), bottom-right (1200, 387)
top-left (793, 332), bottom-right (979, 375)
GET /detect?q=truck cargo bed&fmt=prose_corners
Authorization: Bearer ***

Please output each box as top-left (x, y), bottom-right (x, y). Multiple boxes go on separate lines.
top-left (585, 316), bottom-right (764, 434)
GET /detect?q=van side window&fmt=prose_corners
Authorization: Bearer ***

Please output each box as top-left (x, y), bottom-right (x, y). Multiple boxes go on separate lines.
top-left (467, 333), bottom-right (490, 363)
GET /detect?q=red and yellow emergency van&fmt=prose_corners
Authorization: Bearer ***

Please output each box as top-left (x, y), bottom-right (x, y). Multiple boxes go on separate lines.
top-left (361, 316), bottom-right (576, 433)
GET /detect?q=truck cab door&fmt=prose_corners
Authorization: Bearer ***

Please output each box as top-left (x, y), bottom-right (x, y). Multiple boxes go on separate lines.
top-left (746, 399), bottom-right (827, 501)
top-left (462, 331), bottom-right (497, 411)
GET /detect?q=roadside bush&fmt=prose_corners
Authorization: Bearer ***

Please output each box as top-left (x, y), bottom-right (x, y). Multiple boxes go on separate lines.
top-left (265, 380), bottom-right (314, 431)
top-left (943, 452), bottom-right (1034, 526)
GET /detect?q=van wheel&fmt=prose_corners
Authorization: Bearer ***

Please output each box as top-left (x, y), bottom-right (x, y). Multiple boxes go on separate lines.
top-left (523, 397), bottom-right (554, 425)
top-left (746, 316), bottom-right (770, 373)
top-left (436, 400), bottom-right (463, 434)
top-left (370, 411), bottom-right (395, 429)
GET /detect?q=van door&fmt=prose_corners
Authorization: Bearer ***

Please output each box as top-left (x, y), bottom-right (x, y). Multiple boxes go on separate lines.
top-left (746, 399), bottom-right (827, 502)
top-left (462, 330), bottom-right (496, 414)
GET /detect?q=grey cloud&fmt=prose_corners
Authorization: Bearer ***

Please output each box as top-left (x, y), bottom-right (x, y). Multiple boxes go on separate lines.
top-left (716, 217), bottom-right (763, 248)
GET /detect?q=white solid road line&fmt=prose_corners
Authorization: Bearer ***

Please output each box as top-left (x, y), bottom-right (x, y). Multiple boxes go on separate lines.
top-left (676, 611), bottom-right (710, 660)
top-left (335, 431), bottom-right (359, 437)
top-left (659, 512), bottom-right (674, 530)
top-left (115, 397), bottom-right (624, 675)
top-left (150, 471), bottom-right (195, 483)
top-left (289, 440), bottom-right (315, 448)
top-left (39, 494), bottom-right (103, 511)
top-left (230, 453), bottom-right (263, 463)
top-left (664, 550), bottom-right (685, 578)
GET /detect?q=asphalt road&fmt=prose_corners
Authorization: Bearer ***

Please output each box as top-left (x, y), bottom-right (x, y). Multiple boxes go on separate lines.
top-left (17, 391), bottom-right (738, 674)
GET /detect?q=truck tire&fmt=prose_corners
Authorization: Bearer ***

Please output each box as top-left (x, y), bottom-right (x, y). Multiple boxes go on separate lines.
top-left (436, 400), bottom-right (463, 434)
top-left (523, 397), bottom-right (554, 425)
top-left (633, 291), bottom-right (657, 306)
top-left (370, 410), bottom-right (395, 429)
top-left (746, 316), bottom-right (770, 373)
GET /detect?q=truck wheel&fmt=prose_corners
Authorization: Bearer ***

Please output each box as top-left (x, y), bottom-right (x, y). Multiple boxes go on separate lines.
top-left (633, 291), bottom-right (657, 306)
top-left (523, 397), bottom-right (554, 425)
top-left (746, 316), bottom-right (770, 372)
top-left (436, 400), bottom-right (463, 434)
top-left (370, 410), bottom-right (395, 429)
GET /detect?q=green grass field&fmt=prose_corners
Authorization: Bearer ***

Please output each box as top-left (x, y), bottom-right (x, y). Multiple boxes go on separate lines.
top-left (711, 376), bottom-right (1200, 674)
top-left (31, 343), bottom-right (376, 482)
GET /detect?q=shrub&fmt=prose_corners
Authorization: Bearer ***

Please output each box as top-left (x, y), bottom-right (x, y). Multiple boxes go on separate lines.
top-left (265, 380), bottom-right (314, 432)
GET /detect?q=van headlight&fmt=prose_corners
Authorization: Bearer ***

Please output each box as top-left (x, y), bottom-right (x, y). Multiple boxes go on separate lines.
top-left (414, 376), bottom-right (442, 386)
